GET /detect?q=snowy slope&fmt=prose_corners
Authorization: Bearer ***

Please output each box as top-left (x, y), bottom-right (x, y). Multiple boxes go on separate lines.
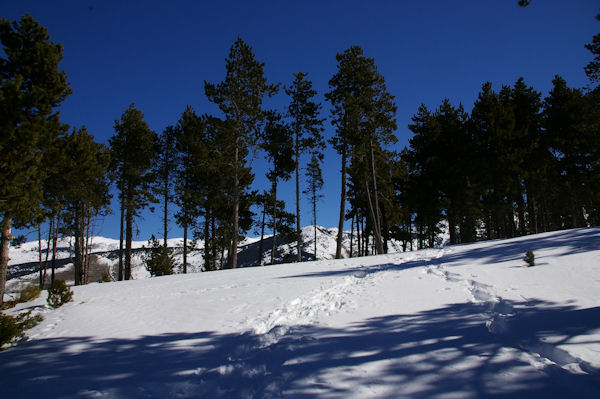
top-left (1, 228), bottom-right (599, 398)
top-left (5, 225), bottom-right (408, 293)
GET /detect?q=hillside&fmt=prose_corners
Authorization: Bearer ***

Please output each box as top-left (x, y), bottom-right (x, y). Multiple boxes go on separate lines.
top-left (1, 227), bottom-right (599, 398)
top-left (5, 226), bottom-right (409, 295)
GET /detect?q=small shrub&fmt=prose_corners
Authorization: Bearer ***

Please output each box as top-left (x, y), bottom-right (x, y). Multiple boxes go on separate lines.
top-left (47, 279), bottom-right (73, 308)
top-left (0, 311), bottom-right (43, 349)
top-left (144, 235), bottom-right (176, 277)
top-left (98, 272), bottom-right (112, 283)
top-left (19, 285), bottom-right (41, 303)
top-left (10, 235), bottom-right (26, 248)
top-left (523, 250), bottom-right (535, 267)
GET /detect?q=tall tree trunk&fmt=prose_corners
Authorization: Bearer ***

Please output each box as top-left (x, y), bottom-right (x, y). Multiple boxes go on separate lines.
top-left (50, 218), bottom-right (58, 285)
top-left (356, 209), bottom-right (361, 257)
top-left (163, 175), bottom-right (169, 247)
top-left (335, 147), bottom-right (347, 259)
top-left (258, 201), bottom-right (266, 266)
top-left (295, 135), bottom-right (302, 262)
top-left (211, 217), bottom-right (217, 271)
top-left (448, 215), bottom-right (457, 245)
top-left (84, 210), bottom-right (92, 285)
top-left (0, 214), bottom-right (11, 305)
top-left (313, 189), bottom-right (318, 260)
top-left (350, 213), bottom-right (354, 258)
top-left (364, 180), bottom-right (384, 255)
top-left (409, 218), bottom-right (413, 251)
top-left (230, 141), bottom-right (240, 269)
top-left (74, 206), bottom-right (83, 286)
top-left (39, 223), bottom-right (49, 289)
top-left (125, 207), bottom-right (133, 280)
top-left (271, 180), bottom-right (278, 265)
top-left (118, 195), bottom-right (124, 281)
top-left (204, 210), bottom-right (210, 271)
top-left (368, 139), bottom-right (384, 254)
top-left (183, 221), bottom-right (188, 274)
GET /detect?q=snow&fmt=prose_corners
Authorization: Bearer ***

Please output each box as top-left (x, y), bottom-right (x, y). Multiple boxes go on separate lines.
top-left (1, 227), bottom-right (599, 398)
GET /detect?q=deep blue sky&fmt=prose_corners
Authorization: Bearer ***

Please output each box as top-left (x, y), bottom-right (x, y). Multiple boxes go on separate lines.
top-left (2, 0), bottom-right (598, 241)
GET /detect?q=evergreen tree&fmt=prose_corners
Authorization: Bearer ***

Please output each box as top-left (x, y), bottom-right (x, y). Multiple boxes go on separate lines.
top-left (0, 15), bottom-right (71, 302)
top-left (61, 127), bottom-right (111, 285)
top-left (543, 76), bottom-right (598, 228)
top-left (510, 78), bottom-right (546, 235)
top-left (256, 191), bottom-right (270, 266)
top-left (260, 112), bottom-right (295, 264)
top-left (174, 106), bottom-right (206, 273)
top-left (470, 82), bottom-right (517, 239)
top-left (205, 37), bottom-right (277, 269)
top-left (584, 13), bottom-right (600, 87)
top-left (109, 103), bottom-right (157, 280)
top-left (144, 235), bottom-right (176, 277)
top-left (326, 46), bottom-right (397, 257)
top-left (303, 154), bottom-right (324, 260)
top-left (285, 72), bottom-right (324, 262)
top-left (154, 125), bottom-right (177, 247)
top-left (404, 104), bottom-right (445, 248)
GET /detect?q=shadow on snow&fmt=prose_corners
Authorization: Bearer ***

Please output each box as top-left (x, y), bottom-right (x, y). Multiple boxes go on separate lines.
top-left (280, 227), bottom-right (600, 281)
top-left (1, 299), bottom-right (599, 398)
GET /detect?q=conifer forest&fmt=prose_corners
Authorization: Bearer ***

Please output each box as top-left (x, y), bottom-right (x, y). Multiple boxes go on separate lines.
top-left (0, 8), bottom-right (599, 303)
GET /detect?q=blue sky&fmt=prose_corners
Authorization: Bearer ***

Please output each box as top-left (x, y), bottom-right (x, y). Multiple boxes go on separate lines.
top-left (2, 0), bottom-right (598, 241)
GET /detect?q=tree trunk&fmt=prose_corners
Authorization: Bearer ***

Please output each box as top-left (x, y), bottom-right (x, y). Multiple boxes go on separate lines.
top-left (350, 213), bottom-right (354, 258)
top-left (74, 206), bottom-right (83, 286)
top-left (258, 200), bottom-right (266, 266)
top-left (271, 180), bottom-right (278, 265)
top-left (365, 180), bottom-right (384, 255)
top-left (295, 135), bottom-right (302, 262)
top-left (211, 216), bottom-right (217, 271)
top-left (230, 141), bottom-right (240, 269)
top-left (0, 214), bottom-right (11, 305)
top-left (368, 139), bottom-right (384, 254)
top-left (448, 215), bottom-right (457, 245)
top-left (84, 211), bottom-right (92, 285)
top-left (39, 223), bottom-right (50, 289)
top-left (118, 195), bottom-right (124, 281)
top-left (313, 189), bottom-right (318, 261)
top-left (183, 221), bottom-right (188, 274)
top-left (357, 211), bottom-right (362, 257)
top-left (335, 147), bottom-right (347, 259)
top-left (163, 175), bottom-right (169, 247)
top-left (51, 219), bottom-right (58, 285)
top-left (125, 207), bottom-right (133, 280)
top-left (204, 210), bottom-right (210, 271)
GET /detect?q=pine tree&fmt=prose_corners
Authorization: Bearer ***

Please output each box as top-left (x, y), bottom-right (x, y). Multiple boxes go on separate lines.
top-left (261, 112), bottom-right (295, 264)
top-left (0, 15), bottom-right (71, 303)
top-left (205, 37), bottom-right (277, 269)
top-left (154, 125), bottom-right (177, 247)
top-left (585, 13), bottom-right (600, 87)
top-left (109, 104), bottom-right (157, 280)
top-left (174, 106), bottom-right (206, 274)
top-left (470, 82), bottom-right (517, 239)
top-left (326, 46), bottom-right (397, 257)
top-left (285, 72), bottom-right (324, 262)
top-left (256, 191), bottom-right (270, 266)
top-left (303, 154), bottom-right (324, 260)
top-left (404, 104), bottom-right (445, 248)
top-left (510, 78), bottom-right (546, 235)
top-left (61, 127), bottom-right (111, 285)
top-left (543, 76), bottom-right (598, 228)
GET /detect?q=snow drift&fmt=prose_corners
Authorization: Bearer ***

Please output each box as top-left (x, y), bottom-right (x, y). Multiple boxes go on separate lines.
top-left (1, 227), bottom-right (599, 398)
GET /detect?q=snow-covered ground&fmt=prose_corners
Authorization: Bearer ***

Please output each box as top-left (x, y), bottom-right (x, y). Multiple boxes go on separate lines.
top-left (1, 227), bottom-right (599, 398)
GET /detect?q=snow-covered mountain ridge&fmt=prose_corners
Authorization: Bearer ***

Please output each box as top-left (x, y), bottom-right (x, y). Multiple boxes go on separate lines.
top-left (1, 227), bottom-right (599, 398)
top-left (6, 225), bottom-right (408, 288)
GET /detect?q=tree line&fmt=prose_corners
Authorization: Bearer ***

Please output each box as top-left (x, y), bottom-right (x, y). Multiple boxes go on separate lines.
top-left (1, 13), bottom-right (598, 302)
